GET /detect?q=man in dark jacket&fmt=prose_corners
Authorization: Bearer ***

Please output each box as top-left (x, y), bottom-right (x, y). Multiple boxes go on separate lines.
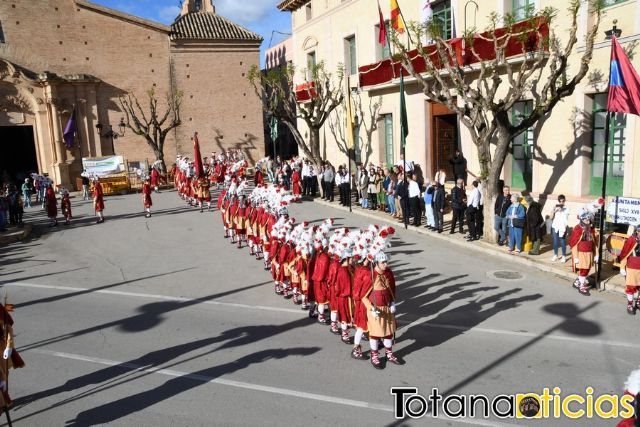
top-left (525, 195), bottom-right (544, 255)
top-left (450, 179), bottom-right (466, 234)
top-left (449, 150), bottom-right (468, 185)
top-left (494, 186), bottom-right (511, 245)
top-left (396, 178), bottom-right (410, 225)
top-left (433, 182), bottom-right (445, 233)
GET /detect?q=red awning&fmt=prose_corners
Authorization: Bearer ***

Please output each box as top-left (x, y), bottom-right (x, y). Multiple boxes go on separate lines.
top-left (359, 17), bottom-right (549, 88)
top-left (295, 81), bottom-right (317, 102)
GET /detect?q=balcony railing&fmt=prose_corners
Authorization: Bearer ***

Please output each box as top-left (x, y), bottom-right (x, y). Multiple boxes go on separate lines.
top-left (358, 17), bottom-right (549, 88)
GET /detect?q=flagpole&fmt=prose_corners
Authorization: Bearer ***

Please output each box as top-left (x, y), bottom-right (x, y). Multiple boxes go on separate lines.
top-left (596, 111), bottom-right (610, 291)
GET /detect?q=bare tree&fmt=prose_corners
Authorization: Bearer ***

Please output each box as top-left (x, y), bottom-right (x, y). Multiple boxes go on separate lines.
top-left (328, 93), bottom-right (382, 168)
top-left (393, 0), bottom-right (603, 238)
top-left (248, 61), bottom-right (344, 170)
top-left (119, 88), bottom-right (183, 173)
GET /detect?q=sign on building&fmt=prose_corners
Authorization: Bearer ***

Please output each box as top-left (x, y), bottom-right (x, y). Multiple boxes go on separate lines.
top-left (606, 196), bottom-right (640, 225)
top-left (82, 156), bottom-right (125, 177)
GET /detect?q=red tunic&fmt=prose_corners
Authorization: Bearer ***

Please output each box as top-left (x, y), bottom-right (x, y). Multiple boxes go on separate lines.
top-left (292, 170), bottom-right (301, 196)
top-left (150, 168), bottom-right (159, 187)
top-left (305, 253), bottom-right (317, 301)
top-left (335, 265), bottom-right (353, 324)
top-left (61, 196), bottom-right (72, 219)
top-left (327, 257), bottom-right (341, 312)
top-left (276, 243), bottom-right (291, 282)
top-left (230, 200), bottom-right (239, 230)
top-left (352, 264), bottom-right (372, 330)
top-left (311, 251), bottom-right (330, 304)
top-left (142, 183), bottom-right (153, 208)
top-left (45, 187), bottom-right (57, 218)
top-left (254, 170), bottom-right (264, 186)
top-left (269, 240), bottom-right (281, 280)
top-left (93, 182), bottom-right (105, 212)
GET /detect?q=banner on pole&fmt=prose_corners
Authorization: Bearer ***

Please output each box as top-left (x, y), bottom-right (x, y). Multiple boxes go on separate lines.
top-left (82, 156), bottom-right (125, 177)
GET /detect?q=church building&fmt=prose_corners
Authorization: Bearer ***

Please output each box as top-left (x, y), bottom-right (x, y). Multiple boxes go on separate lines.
top-left (0, 0), bottom-right (264, 187)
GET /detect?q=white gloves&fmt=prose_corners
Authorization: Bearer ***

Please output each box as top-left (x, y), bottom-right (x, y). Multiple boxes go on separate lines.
top-left (3, 347), bottom-right (11, 360)
top-left (594, 255), bottom-right (599, 263)
top-left (574, 258), bottom-right (579, 265)
top-left (389, 302), bottom-right (397, 314)
top-left (621, 268), bottom-right (627, 277)
top-left (371, 307), bottom-right (380, 318)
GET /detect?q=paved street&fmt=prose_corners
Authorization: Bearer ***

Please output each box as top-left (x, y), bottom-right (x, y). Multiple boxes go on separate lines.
top-left (0, 190), bottom-right (637, 426)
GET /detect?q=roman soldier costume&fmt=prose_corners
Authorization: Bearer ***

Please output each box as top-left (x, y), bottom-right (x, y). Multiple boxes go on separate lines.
top-left (568, 211), bottom-right (599, 296)
top-left (620, 224), bottom-right (640, 315)
top-left (142, 179), bottom-right (153, 218)
top-left (0, 302), bottom-right (25, 407)
top-left (93, 178), bottom-right (105, 223)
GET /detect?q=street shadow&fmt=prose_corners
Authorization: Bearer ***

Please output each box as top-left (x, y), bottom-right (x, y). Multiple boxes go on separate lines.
top-left (20, 280), bottom-right (273, 352)
top-left (64, 346), bottom-right (320, 426)
top-left (14, 268), bottom-right (196, 309)
top-left (439, 301), bottom-right (601, 398)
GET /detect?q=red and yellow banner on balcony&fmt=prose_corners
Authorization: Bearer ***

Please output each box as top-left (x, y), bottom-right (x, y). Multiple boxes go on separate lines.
top-left (390, 0), bottom-right (405, 34)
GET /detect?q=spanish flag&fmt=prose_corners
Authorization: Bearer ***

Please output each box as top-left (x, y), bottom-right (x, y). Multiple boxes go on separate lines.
top-left (390, 0), bottom-right (405, 34)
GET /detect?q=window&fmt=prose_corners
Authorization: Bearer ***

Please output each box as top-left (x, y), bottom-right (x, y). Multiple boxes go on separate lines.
top-left (306, 51), bottom-right (316, 80)
top-left (603, 0), bottom-right (627, 6)
top-left (345, 35), bottom-right (357, 75)
top-left (512, 0), bottom-right (534, 21)
top-left (194, 0), bottom-right (202, 11)
top-left (432, 1), bottom-right (452, 39)
top-left (591, 93), bottom-right (625, 196)
top-left (383, 114), bottom-right (394, 166)
top-left (306, 3), bottom-right (312, 21)
top-left (376, 21), bottom-right (391, 60)
top-left (510, 100), bottom-right (534, 191)
top-left (0, 21), bottom-right (5, 43)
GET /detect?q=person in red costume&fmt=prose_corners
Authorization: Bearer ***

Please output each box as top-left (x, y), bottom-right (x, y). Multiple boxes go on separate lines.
top-left (615, 368), bottom-right (640, 427)
top-left (150, 167), bottom-right (160, 193)
top-left (363, 251), bottom-right (403, 369)
top-left (45, 184), bottom-right (58, 227)
top-left (568, 211), bottom-right (599, 296)
top-left (327, 247), bottom-right (342, 334)
top-left (93, 177), bottom-right (105, 224)
top-left (61, 190), bottom-right (72, 225)
top-left (311, 240), bottom-right (330, 324)
top-left (234, 195), bottom-right (248, 249)
top-left (351, 255), bottom-right (372, 360)
top-left (620, 224), bottom-right (640, 315)
top-left (335, 241), bottom-right (355, 344)
top-left (142, 177), bottom-right (153, 218)
top-left (291, 167), bottom-right (302, 201)
top-left (254, 167), bottom-right (264, 187)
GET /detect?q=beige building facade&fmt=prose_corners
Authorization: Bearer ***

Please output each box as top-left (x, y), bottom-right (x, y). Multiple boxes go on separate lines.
top-left (0, 0), bottom-right (264, 187)
top-left (279, 0), bottom-right (640, 220)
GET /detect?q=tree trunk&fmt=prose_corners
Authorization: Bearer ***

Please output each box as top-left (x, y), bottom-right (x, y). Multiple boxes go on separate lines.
top-left (482, 124), bottom-right (511, 241)
top-left (309, 127), bottom-right (323, 171)
top-left (153, 148), bottom-right (167, 175)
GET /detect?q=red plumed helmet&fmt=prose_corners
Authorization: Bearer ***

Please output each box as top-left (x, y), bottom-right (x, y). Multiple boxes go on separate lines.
top-left (303, 221), bottom-right (309, 227)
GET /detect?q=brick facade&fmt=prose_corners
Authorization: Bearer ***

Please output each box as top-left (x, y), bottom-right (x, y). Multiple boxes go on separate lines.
top-left (0, 0), bottom-right (264, 186)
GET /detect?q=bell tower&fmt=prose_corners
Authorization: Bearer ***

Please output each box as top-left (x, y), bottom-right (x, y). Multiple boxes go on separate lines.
top-left (180, 0), bottom-right (215, 15)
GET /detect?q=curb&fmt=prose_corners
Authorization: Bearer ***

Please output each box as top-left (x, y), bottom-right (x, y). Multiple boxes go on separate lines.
top-left (312, 198), bottom-right (627, 298)
top-left (0, 223), bottom-right (33, 246)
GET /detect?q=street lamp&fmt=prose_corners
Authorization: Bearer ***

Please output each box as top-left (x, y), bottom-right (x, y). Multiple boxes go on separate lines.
top-left (96, 118), bottom-right (126, 155)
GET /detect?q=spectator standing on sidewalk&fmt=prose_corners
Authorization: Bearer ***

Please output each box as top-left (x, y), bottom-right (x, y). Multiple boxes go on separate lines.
top-left (449, 150), bottom-right (468, 186)
top-left (494, 185), bottom-right (511, 246)
top-left (81, 172), bottom-right (91, 200)
top-left (550, 194), bottom-right (569, 263)
top-left (357, 165), bottom-right (369, 209)
top-left (465, 181), bottom-right (481, 241)
top-left (506, 195), bottom-right (526, 253)
top-left (367, 166), bottom-right (379, 210)
top-left (396, 178), bottom-right (409, 224)
top-left (387, 172), bottom-right (397, 218)
top-left (322, 162), bottom-right (335, 202)
top-left (379, 168), bottom-right (389, 213)
top-left (408, 173), bottom-right (421, 226)
top-left (21, 178), bottom-right (31, 208)
top-left (434, 168), bottom-right (446, 186)
top-left (423, 179), bottom-right (435, 229)
top-left (432, 182), bottom-right (445, 233)
top-left (526, 195), bottom-right (544, 255)
top-left (450, 179), bottom-right (466, 235)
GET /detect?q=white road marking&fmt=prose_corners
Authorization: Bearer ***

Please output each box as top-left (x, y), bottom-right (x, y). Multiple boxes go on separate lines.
top-left (5, 281), bottom-right (302, 314)
top-left (27, 348), bottom-right (520, 427)
top-left (8, 281), bottom-right (640, 351)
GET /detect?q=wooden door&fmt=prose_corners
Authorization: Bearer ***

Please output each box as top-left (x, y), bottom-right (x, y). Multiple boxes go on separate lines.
top-left (434, 116), bottom-right (456, 180)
